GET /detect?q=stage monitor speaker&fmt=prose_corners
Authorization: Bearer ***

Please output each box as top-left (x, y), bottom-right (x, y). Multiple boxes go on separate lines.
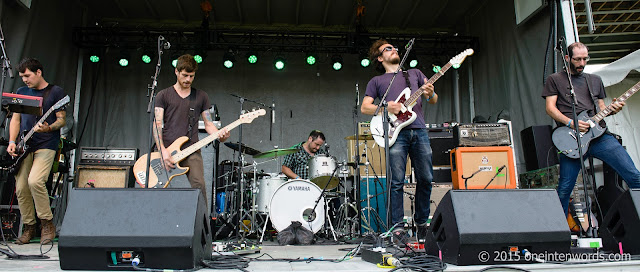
top-left (601, 189), bottom-right (640, 254)
top-left (450, 146), bottom-right (516, 189)
top-left (520, 125), bottom-right (558, 171)
top-left (59, 188), bottom-right (212, 270)
top-left (425, 189), bottom-right (570, 265)
top-left (75, 165), bottom-right (132, 188)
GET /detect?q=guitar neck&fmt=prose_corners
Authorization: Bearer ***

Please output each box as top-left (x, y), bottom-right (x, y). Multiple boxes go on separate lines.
top-left (20, 105), bottom-right (58, 145)
top-left (404, 62), bottom-right (452, 107)
top-left (172, 118), bottom-right (243, 162)
top-left (591, 80), bottom-right (640, 123)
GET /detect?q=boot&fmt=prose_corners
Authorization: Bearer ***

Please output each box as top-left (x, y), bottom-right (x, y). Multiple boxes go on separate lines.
top-left (14, 224), bottom-right (36, 245)
top-left (40, 219), bottom-right (56, 244)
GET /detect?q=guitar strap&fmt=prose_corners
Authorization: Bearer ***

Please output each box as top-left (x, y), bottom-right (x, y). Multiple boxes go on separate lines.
top-left (583, 73), bottom-right (600, 112)
top-left (186, 88), bottom-right (198, 141)
top-left (401, 70), bottom-right (411, 90)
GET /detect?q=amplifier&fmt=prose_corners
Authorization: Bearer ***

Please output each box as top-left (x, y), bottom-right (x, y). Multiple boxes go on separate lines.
top-left (79, 147), bottom-right (138, 166)
top-left (453, 123), bottom-right (511, 147)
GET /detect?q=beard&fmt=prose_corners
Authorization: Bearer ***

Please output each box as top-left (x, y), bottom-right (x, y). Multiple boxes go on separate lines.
top-left (389, 56), bottom-right (400, 65)
top-left (570, 62), bottom-right (584, 75)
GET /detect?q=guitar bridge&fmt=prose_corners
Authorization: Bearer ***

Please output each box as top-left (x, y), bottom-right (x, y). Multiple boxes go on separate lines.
top-left (136, 172), bottom-right (146, 184)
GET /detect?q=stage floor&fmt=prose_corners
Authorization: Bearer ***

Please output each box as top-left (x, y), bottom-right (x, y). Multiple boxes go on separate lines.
top-left (1, 240), bottom-right (639, 272)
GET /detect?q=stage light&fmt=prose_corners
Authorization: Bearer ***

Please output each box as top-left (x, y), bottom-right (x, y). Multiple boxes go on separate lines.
top-left (88, 50), bottom-right (100, 63)
top-left (223, 50), bottom-right (235, 69)
top-left (171, 54), bottom-right (180, 68)
top-left (118, 51), bottom-right (130, 67)
top-left (274, 56), bottom-right (285, 70)
top-left (247, 52), bottom-right (258, 64)
top-left (331, 55), bottom-right (343, 71)
top-left (408, 52), bottom-right (419, 68)
top-left (194, 54), bottom-right (203, 63)
top-left (141, 50), bottom-right (154, 64)
top-left (359, 52), bottom-right (370, 67)
top-left (305, 53), bottom-right (316, 65)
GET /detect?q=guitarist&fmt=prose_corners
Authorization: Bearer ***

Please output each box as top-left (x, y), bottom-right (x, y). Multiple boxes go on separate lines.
top-left (154, 54), bottom-right (229, 204)
top-left (542, 42), bottom-right (640, 216)
top-left (7, 58), bottom-right (66, 245)
top-left (361, 40), bottom-right (437, 245)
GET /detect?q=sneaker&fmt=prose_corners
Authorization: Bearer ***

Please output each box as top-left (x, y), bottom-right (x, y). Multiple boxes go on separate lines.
top-left (391, 228), bottom-right (409, 248)
top-left (416, 223), bottom-right (428, 244)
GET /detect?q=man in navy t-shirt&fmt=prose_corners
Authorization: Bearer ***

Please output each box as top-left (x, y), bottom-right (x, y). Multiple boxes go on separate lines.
top-left (8, 58), bottom-right (66, 245)
top-left (361, 39), bottom-right (438, 246)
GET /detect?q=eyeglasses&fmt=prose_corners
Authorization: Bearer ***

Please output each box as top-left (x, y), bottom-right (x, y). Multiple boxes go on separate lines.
top-left (571, 56), bottom-right (590, 62)
top-left (381, 46), bottom-right (399, 53)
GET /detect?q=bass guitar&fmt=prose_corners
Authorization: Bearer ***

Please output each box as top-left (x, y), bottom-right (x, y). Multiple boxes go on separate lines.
top-left (552, 80), bottom-right (639, 159)
top-left (134, 109), bottom-right (265, 188)
top-left (7, 95), bottom-right (71, 174)
top-left (371, 49), bottom-right (474, 147)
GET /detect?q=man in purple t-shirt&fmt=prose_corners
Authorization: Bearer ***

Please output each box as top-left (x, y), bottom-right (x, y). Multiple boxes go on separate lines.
top-left (361, 39), bottom-right (438, 246)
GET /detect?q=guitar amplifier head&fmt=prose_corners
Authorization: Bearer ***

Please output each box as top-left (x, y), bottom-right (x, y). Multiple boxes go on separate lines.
top-left (453, 123), bottom-right (511, 147)
top-left (79, 147), bottom-right (138, 166)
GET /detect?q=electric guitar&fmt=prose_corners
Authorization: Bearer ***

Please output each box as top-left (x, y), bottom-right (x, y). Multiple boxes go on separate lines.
top-left (552, 80), bottom-right (639, 159)
top-left (370, 49), bottom-right (474, 147)
top-left (133, 109), bottom-right (265, 188)
top-left (7, 95), bottom-right (71, 174)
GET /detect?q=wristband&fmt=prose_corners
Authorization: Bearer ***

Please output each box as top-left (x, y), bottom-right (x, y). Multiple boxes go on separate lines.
top-left (426, 92), bottom-right (435, 101)
top-left (566, 120), bottom-right (572, 127)
top-left (9, 141), bottom-right (15, 144)
top-left (295, 176), bottom-right (300, 179)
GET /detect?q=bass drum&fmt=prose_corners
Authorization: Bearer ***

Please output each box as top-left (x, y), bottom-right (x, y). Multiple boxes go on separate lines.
top-left (255, 173), bottom-right (289, 213)
top-left (269, 179), bottom-right (325, 234)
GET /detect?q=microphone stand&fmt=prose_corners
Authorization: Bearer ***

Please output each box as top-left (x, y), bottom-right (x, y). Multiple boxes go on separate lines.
top-left (0, 23), bottom-right (14, 144)
top-left (144, 36), bottom-right (169, 188)
top-left (373, 38), bottom-right (414, 229)
top-left (557, 40), bottom-right (596, 238)
top-left (228, 94), bottom-right (272, 240)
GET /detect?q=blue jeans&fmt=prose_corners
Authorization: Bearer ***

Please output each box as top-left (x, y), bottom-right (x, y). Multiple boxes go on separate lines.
top-left (557, 133), bottom-right (640, 215)
top-left (389, 128), bottom-right (433, 226)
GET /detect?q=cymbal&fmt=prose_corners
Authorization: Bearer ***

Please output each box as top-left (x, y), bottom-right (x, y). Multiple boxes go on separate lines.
top-left (344, 134), bottom-right (374, 140)
top-left (253, 148), bottom-right (297, 159)
top-left (224, 142), bottom-right (262, 156)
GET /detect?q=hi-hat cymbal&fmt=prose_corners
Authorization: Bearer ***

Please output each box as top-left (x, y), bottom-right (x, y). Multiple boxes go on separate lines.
top-left (224, 142), bottom-right (262, 156)
top-left (253, 148), bottom-right (297, 159)
top-left (344, 134), bottom-right (374, 140)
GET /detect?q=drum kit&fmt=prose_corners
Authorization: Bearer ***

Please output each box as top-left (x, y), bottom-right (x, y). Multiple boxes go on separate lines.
top-left (215, 142), bottom-right (359, 241)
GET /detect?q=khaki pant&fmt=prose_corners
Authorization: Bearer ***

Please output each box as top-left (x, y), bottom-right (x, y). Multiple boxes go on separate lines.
top-left (15, 149), bottom-right (56, 225)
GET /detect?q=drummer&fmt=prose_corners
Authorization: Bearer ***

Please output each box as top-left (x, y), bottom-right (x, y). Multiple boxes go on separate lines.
top-left (281, 130), bottom-right (327, 180)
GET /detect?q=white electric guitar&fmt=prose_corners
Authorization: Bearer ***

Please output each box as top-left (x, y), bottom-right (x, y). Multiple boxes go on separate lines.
top-left (371, 49), bottom-right (474, 147)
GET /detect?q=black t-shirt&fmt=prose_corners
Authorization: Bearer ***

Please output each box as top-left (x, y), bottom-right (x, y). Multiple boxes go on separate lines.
top-left (155, 86), bottom-right (211, 148)
top-left (541, 72), bottom-right (606, 127)
top-left (16, 84), bottom-right (65, 151)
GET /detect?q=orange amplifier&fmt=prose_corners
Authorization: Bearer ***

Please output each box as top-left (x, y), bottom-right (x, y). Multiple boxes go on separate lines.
top-left (450, 146), bottom-right (516, 189)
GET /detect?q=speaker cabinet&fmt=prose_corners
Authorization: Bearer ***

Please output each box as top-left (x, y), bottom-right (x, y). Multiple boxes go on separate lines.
top-left (520, 125), bottom-right (558, 171)
top-left (450, 146), bottom-right (516, 189)
top-left (75, 165), bottom-right (132, 188)
top-left (425, 189), bottom-right (570, 265)
top-left (59, 188), bottom-right (212, 270)
top-left (601, 189), bottom-right (640, 254)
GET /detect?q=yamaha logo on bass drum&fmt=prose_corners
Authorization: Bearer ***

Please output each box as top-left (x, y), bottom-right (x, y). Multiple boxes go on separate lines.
top-left (288, 185), bottom-right (311, 191)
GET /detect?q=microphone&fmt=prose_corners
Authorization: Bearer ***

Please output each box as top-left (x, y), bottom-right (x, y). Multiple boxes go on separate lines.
top-left (325, 143), bottom-right (330, 154)
top-left (159, 35), bottom-right (171, 50)
top-left (356, 83), bottom-right (360, 106)
top-left (271, 101), bottom-right (275, 124)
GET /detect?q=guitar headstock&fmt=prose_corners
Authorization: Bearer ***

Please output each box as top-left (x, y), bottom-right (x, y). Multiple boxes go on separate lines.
top-left (53, 95), bottom-right (71, 111)
top-left (449, 49), bottom-right (474, 69)
top-left (239, 109), bottom-right (266, 124)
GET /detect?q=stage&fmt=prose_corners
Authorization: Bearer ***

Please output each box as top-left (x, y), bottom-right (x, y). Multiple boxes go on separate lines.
top-left (1, 240), bottom-right (639, 272)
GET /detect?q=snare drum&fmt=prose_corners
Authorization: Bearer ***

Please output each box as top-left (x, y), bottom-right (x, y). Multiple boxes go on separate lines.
top-left (269, 179), bottom-right (325, 233)
top-left (308, 155), bottom-right (339, 190)
top-left (255, 173), bottom-right (289, 213)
